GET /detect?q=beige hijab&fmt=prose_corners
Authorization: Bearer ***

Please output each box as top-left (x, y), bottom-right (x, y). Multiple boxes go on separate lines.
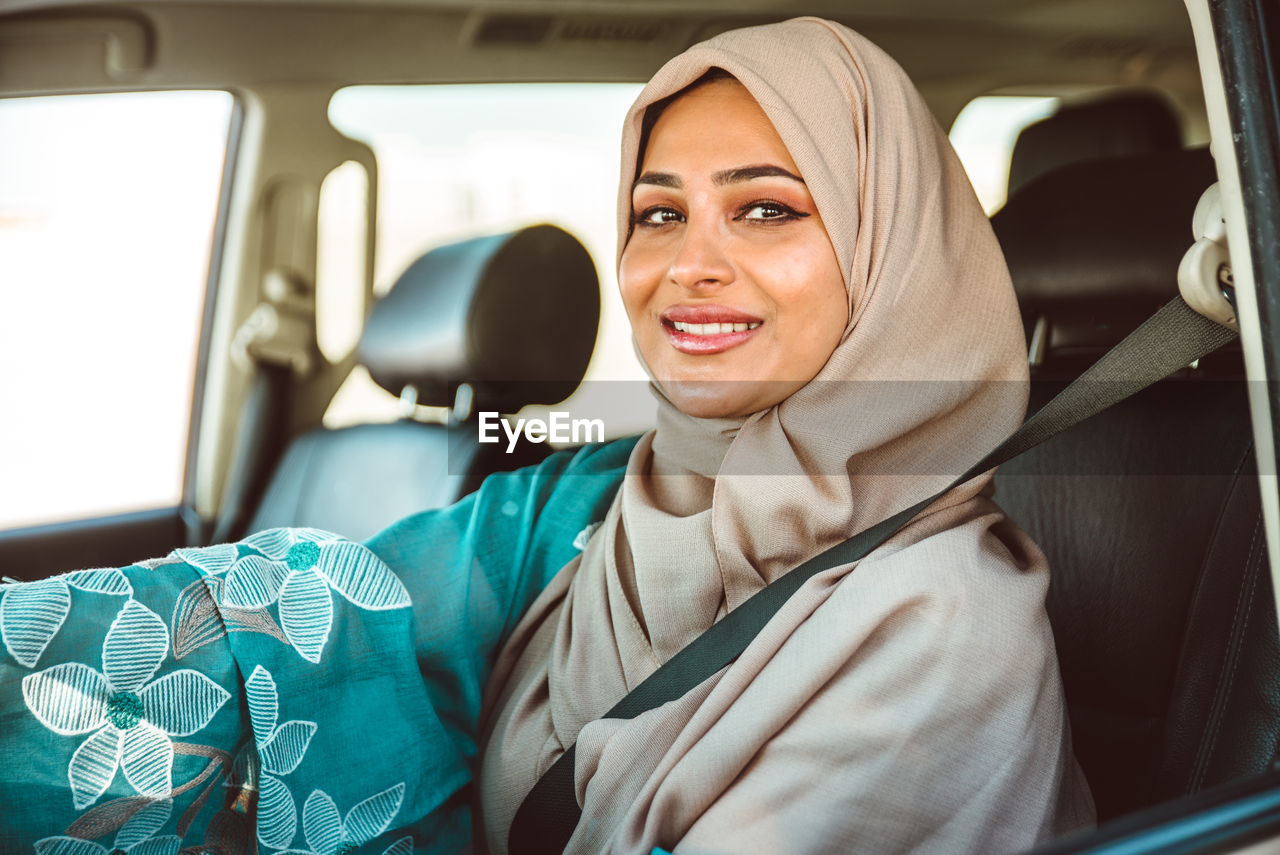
top-left (478, 17), bottom-right (1094, 854)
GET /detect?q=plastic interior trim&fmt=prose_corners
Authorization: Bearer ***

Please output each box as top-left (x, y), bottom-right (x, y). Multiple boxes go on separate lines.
top-left (1184, 0), bottom-right (1280, 650)
top-left (182, 91), bottom-right (245, 546)
top-left (1028, 769), bottom-right (1280, 855)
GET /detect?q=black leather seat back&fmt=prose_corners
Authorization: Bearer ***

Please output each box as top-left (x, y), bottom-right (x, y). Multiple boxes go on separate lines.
top-left (247, 224), bottom-right (600, 540)
top-left (991, 149), bottom-right (1280, 820)
top-left (996, 380), bottom-right (1266, 818)
top-left (1006, 91), bottom-right (1182, 199)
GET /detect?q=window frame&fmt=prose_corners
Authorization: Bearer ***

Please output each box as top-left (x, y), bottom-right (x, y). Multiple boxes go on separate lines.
top-left (0, 87), bottom-right (243, 566)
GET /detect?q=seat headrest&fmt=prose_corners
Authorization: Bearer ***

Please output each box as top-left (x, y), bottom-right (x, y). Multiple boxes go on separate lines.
top-left (991, 147), bottom-right (1218, 368)
top-left (1007, 92), bottom-right (1182, 198)
top-left (358, 224), bottom-right (600, 414)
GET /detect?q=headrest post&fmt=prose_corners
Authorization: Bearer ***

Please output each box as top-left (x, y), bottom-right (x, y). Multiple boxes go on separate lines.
top-left (399, 385), bottom-right (419, 419)
top-left (1028, 316), bottom-right (1049, 368)
top-left (452, 383), bottom-right (475, 425)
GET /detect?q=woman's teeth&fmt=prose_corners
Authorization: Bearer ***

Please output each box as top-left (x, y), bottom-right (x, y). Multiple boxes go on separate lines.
top-left (672, 321), bottom-right (761, 335)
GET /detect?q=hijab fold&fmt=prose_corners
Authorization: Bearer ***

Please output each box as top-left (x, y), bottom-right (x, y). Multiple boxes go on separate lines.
top-left (479, 17), bottom-right (1094, 854)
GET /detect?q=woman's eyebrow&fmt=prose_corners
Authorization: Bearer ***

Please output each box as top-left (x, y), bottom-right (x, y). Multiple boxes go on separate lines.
top-left (713, 165), bottom-right (805, 185)
top-left (632, 165), bottom-right (805, 192)
top-left (633, 172), bottom-right (682, 190)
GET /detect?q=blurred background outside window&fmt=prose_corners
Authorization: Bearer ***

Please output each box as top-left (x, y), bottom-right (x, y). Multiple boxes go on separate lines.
top-left (0, 90), bottom-right (232, 529)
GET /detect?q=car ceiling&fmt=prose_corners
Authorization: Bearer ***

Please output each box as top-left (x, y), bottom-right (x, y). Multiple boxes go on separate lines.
top-left (0, 0), bottom-right (1202, 125)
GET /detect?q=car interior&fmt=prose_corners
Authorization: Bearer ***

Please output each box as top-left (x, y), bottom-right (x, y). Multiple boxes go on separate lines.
top-left (3, 0), bottom-right (1280, 851)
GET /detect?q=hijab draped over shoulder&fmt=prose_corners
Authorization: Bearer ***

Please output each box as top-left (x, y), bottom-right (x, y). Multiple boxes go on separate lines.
top-left (478, 16), bottom-right (1095, 854)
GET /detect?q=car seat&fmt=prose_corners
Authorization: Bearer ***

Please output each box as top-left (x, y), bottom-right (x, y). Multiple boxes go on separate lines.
top-left (243, 224), bottom-right (600, 541)
top-left (991, 148), bottom-right (1280, 822)
top-left (1005, 90), bottom-right (1183, 200)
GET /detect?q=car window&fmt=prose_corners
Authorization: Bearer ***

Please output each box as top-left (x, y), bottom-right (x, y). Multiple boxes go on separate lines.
top-left (0, 90), bottom-right (235, 530)
top-left (324, 83), bottom-right (654, 438)
top-left (949, 95), bottom-right (1061, 214)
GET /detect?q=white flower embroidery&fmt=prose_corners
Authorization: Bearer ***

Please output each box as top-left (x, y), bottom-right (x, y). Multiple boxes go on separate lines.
top-left (273, 783), bottom-right (406, 855)
top-left (379, 838), bottom-right (413, 855)
top-left (34, 798), bottom-right (180, 855)
top-left (169, 542), bottom-right (240, 576)
top-left (21, 600), bottom-right (231, 808)
top-left (572, 521), bottom-right (602, 552)
top-left (206, 529), bottom-right (410, 664)
top-left (0, 570), bottom-right (132, 668)
top-left (245, 665), bottom-right (317, 851)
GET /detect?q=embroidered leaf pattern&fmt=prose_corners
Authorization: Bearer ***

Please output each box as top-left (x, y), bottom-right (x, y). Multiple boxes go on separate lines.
top-left (139, 671), bottom-right (231, 736)
top-left (172, 579), bottom-right (287, 659)
top-left (246, 528), bottom-right (341, 562)
top-left (223, 556), bottom-right (291, 610)
top-left (13, 529), bottom-right (417, 852)
top-left (1, 579), bottom-right (71, 668)
top-left (103, 601), bottom-right (167, 693)
top-left (302, 790), bottom-right (344, 855)
top-left (293, 783), bottom-right (407, 854)
top-left (316, 542), bottom-right (410, 610)
top-left (278, 570), bottom-right (333, 664)
top-left (258, 774), bottom-right (299, 850)
top-left (39, 798), bottom-right (178, 854)
top-left (382, 837), bottom-right (414, 855)
top-left (343, 782), bottom-right (406, 843)
top-left (113, 798), bottom-right (172, 849)
top-left (171, 580), bottom-right (224, 660)
top-left (247, 665), bottom-right (317, 850)
top-left (245, 665), bottom-right (279, 740)
top-left (243, 529), bottom-right (294, 560)
top-left (223, 603), bottom-right (288, 643)
top-left (196, 529), bottom-right (409, 663)
top-left (24, 663), bottom-right (110, 734)
top-left (64, 568), bottom-right (133, 597)
top-left (261, 721), bottom-right (316, 776)
top-left (34, 838), bottom-right (103, 855)
top-left (122, 838), bottom-right (181, 855)
top-left (69, 727), bottom-right (122, 808)
top-left (172, 543), bottom-right (239, 576)
top-left (119, 723), bottom-right (174, 796)
top-left (22, 600), bottom-right (230, 808)
top-left (132, 555), bottom-right (186, 572)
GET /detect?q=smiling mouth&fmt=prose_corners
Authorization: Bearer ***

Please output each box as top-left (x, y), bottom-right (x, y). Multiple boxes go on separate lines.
top-left (661, 318), bottom-right (763, 354)
top-left (670, 321), bottom-right (761, 334)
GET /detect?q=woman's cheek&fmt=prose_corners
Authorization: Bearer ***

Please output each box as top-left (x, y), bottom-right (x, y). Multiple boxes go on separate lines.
top-left (620, 246), bottom-right (665, 314)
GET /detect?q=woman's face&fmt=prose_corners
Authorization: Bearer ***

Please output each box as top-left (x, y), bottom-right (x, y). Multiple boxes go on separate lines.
top-left (620, 77), bottom-right (848, 419)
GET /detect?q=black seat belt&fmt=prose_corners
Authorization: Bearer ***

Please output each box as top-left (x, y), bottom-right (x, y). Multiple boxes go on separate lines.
top-left (508, 296), bottom-right (1239, 855)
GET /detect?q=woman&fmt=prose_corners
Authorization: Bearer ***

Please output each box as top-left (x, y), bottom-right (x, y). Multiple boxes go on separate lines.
top-left (477, 17), bottom-right (1093, 854)
top-left (0, 16), bottom-right (1091, 855)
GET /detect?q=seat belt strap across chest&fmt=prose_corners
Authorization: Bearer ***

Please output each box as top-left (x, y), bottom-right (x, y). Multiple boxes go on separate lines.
top-left (507, 296), bottom-right (1239, 855)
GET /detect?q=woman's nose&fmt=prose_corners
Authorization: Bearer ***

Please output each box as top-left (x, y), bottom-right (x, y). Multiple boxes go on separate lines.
top-left (667, 217), bottom-right (735, 291)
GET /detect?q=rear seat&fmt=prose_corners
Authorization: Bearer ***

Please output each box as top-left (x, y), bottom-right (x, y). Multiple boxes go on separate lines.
top-left (991, 149), bottom-right (1280, 821)
top-left (1005, 90), bottom-right (1183, 200)
top-left (244, 224), bottom-right (600, 541)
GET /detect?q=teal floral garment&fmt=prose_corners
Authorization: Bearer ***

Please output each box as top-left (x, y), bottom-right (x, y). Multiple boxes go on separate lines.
top-left (0, 438), bottom-right (637, 855)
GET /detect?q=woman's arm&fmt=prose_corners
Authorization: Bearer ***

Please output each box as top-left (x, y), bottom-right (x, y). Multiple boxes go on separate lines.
top-left (366, 437), bottom-right (637, 767)
top-left (0, 437), bottom-right (633, 855)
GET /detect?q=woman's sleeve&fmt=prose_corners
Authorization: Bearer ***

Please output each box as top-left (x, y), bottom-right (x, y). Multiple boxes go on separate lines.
top-left (364, 439), bottom-right (635, 769)
top-left (0, 439), bottom-right (633, 855)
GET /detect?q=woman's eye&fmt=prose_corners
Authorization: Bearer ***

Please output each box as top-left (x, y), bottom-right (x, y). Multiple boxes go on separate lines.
top-left (736, 201), bottom-right (803, 222)
top-left (632, 206), bottom-right (684, 227)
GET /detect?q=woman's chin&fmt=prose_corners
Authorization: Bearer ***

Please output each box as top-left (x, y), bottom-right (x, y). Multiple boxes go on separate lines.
top-left (659, 378), bottom-right (802, 419)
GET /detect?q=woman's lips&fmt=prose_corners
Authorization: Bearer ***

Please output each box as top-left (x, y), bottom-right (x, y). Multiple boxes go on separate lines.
top-left (660, 305), bottom-right (764, 355)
